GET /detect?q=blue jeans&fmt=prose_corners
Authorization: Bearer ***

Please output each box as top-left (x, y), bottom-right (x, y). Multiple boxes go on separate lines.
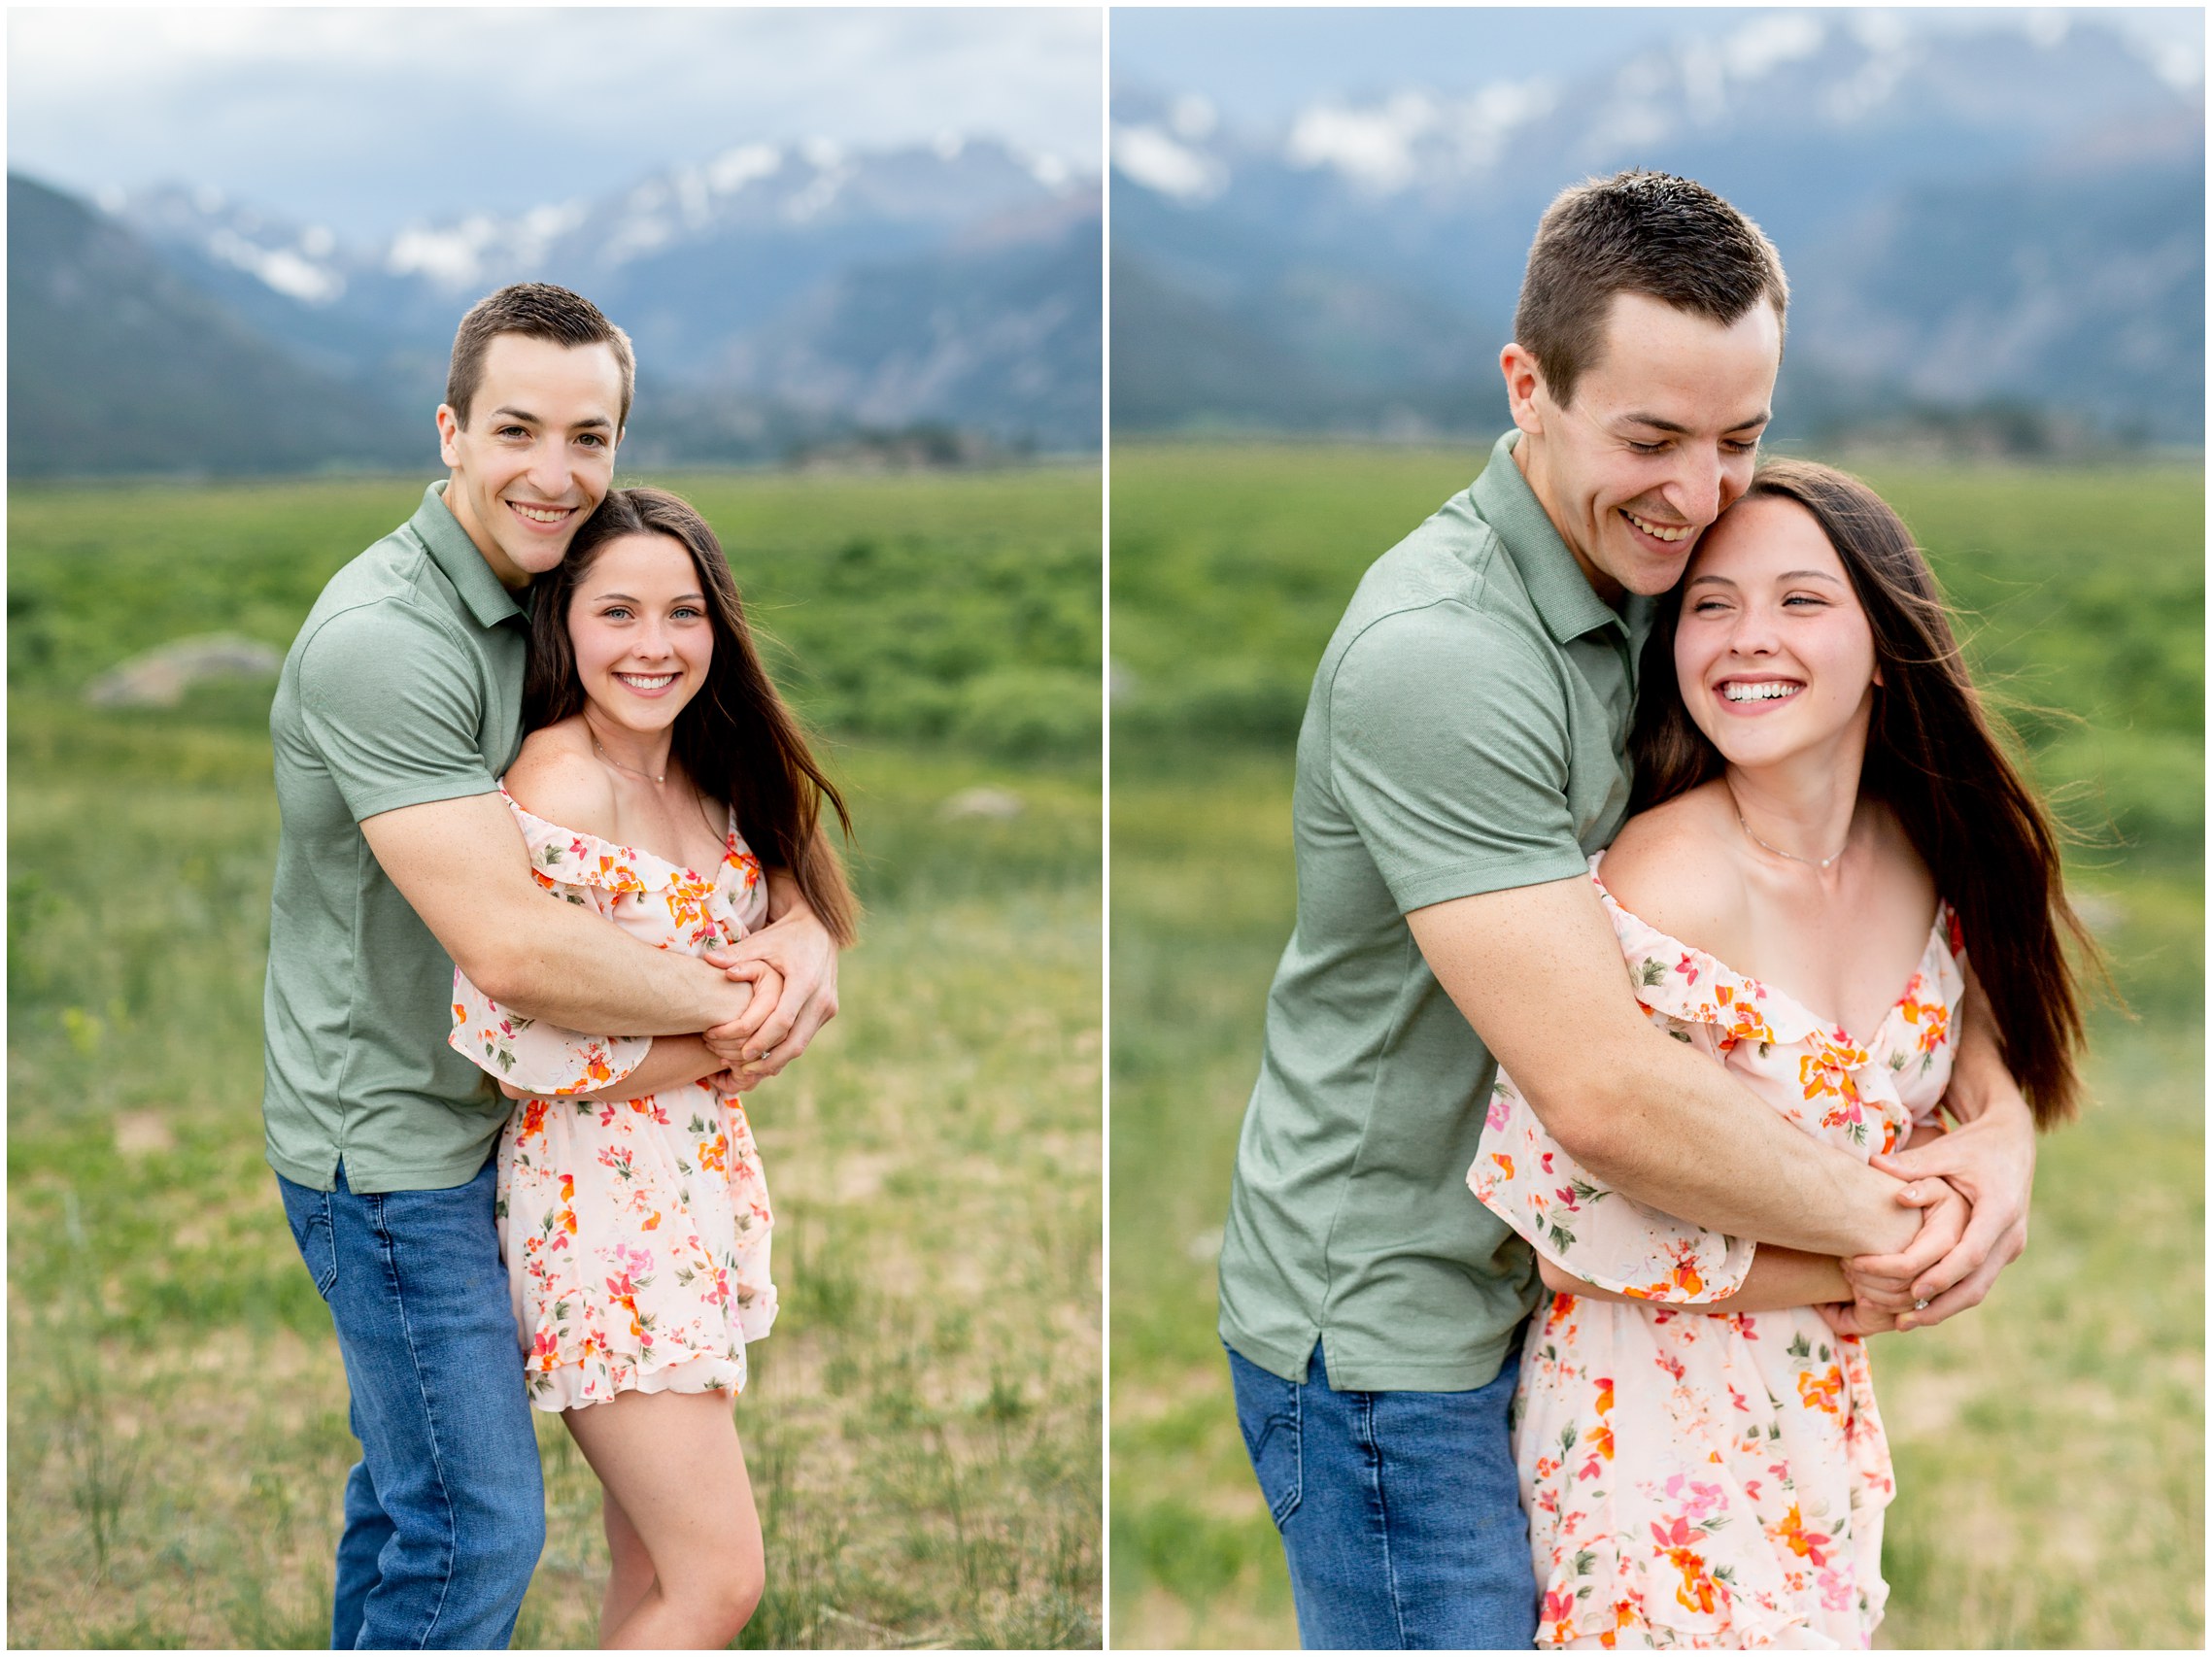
top-left (1229, 1339), bottom-right (1539, 1650)
top-left (278, 1159), bottom-right (545, 1649)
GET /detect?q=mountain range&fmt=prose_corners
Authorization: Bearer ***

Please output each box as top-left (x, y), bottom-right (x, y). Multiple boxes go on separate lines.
top-left (1112, 14), bottom-right (2204, 448)
top-left (11, 136), bottom-right (1100, 477)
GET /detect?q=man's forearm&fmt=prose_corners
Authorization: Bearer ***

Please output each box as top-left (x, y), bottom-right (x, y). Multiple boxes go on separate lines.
top-left (1541, 1027), bottom-right (1921, 1259)
top-left (473, 900), bottom-right (737, 1036)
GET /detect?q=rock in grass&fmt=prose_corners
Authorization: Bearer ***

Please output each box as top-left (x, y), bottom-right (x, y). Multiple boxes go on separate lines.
top-left (85, 633), bottom-right (282, 707)
top-left (938, 787), bottom-right (1025, 822)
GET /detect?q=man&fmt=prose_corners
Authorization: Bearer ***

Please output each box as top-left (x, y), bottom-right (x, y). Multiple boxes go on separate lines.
top-left (1216, 173), bottom-right (2036, 1649)
top-left (262, 283), bottom-right (840, 1649)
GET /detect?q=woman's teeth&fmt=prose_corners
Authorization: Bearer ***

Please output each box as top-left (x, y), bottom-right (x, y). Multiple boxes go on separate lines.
top-left (1721, 682), bottom-right (1801, 702)
top-left (1624, 510), bottom-right (1689, 543)
top-left (617, 672), bottom-right (677, 690)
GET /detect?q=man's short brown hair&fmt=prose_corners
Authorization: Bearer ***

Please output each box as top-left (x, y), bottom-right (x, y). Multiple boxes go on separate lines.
top-left (444, 283), bottom-right (636, 432)
top-left (1513, 170), bottom-right (1788, 408)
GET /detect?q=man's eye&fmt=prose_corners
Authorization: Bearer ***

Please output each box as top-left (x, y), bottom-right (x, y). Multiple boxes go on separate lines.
top-left (578, 433), bottom-right (607, 449)
top-left (496, 425), bottom-right (528, 440)
top-left (1626, 440), bottom-right (1666, 455)
top-left (1723, 438), bottom-right (1760, 455)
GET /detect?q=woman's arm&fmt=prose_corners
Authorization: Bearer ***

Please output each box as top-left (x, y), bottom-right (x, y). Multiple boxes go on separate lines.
top-left (1538, 1247), bottom-right (1850, 1311)
top-left (498, 1031), bottom-right (748, 1102)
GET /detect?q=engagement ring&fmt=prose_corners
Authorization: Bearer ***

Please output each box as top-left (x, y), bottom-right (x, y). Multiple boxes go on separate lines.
top-left (1912, 1298), bottom-right (1929, 1311)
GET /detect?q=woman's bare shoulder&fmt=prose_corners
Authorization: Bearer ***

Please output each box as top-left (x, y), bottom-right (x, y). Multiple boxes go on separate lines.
top-left (1599, 784), bottom-right (1751, 953)
top-left (504, 721), bottom-right (620, 841)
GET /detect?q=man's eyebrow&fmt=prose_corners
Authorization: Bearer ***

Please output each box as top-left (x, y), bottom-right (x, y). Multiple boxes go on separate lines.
top-left (488, 404), bottom-right (614, 430)
top-left (1619, 410), bottom-right (1773, 435)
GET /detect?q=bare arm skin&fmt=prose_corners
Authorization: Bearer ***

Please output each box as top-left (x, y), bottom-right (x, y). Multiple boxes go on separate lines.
top-left (361, 791), bottom-right (760, 1036)
top-left (1538, 1247), bottom-right (1850, 1311)
top-left (1411, 875), bottom-right (1923, 1258)
top-left (497, 1029), bottom-right (763, 1103)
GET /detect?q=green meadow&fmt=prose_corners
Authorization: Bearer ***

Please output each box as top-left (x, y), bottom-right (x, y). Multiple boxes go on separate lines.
top-left (1109, 443), bottom-right (2204, 1649)
top-left (7, 464), bottom-right (1102, 1648)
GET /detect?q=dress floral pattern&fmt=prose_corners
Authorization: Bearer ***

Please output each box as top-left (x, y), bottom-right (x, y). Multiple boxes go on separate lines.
top-left (1470, 853), bottom-right (1965, 1649)
top-left (449, 790), bottom-right (772, 1411)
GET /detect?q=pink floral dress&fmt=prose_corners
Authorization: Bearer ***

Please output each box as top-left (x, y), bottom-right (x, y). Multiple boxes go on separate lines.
top-left (448, 791), bottom-right (774, 1412)
top-left (1470, 854), bottom-right (1965, 1650)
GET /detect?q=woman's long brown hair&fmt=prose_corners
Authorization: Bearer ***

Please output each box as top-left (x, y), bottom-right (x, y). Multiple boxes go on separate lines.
top-left (1627, 459), bottom-right (2093, 1126)
top-left (526, 488), bottom-right (858, 947)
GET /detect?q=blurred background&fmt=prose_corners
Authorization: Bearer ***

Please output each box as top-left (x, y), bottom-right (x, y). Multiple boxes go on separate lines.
top-left (9, 9), bottom-right (1100, 1648)
top-left (1109, 7), bottom-right (2202, 1649)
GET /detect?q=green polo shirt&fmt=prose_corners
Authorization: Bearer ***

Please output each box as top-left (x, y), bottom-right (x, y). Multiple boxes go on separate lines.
top-left (262, 482), bottom-right (529, 1194)
top-left (1218, 430), bottom-right (1654, 1392)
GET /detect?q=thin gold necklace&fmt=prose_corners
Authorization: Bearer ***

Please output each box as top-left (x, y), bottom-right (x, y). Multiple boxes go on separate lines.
top-left (1727, 782), bottom-right (1850, 870)
top-left (591, 734), bottom-right (667, 786)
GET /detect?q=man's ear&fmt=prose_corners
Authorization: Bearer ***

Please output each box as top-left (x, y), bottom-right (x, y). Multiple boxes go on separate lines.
top-left (435, 403), bottom-right (463, 469)
top-left (1499, 343), bottom-right (1547, 437)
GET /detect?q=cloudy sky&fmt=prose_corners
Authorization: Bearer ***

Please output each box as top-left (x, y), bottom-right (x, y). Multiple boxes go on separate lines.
top-left (1111, 6), bottom-right (2205, 126)
top-left (8, 7), bottom-right (1103, 242)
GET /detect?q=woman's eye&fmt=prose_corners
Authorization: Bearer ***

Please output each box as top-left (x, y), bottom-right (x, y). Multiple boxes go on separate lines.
top-left (1784, 594), bottom-right (1827, 608)
top-left (601, 605), bottom-right (632, 621)
top-left (672, 606), bottom-right (704, 621)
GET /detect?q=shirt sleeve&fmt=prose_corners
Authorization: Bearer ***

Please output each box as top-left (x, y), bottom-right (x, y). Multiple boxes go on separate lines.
top-left (294, 601), bottom-right (499, 823)
top-left (1470, 1066), bottom-right (1757, 1302)
top-left (447, 964), bottom-right (651, 1098)
top-left (1328, 602), bottom-right (1594, 915)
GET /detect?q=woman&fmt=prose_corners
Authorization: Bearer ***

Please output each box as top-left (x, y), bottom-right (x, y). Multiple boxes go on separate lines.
top-left (448, 488), bottom-right (857, 1648)
top-left (1472, 460), bottom-right (2090, 1649)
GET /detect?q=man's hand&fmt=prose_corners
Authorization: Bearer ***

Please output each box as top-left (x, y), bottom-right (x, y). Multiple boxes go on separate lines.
top-left (701, 879), bottom-right (839, 1086)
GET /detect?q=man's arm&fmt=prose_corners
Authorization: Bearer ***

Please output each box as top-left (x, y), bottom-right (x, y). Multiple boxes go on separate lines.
top-left (1410, 874), bottom-right (1924, 1259)
top-left (1847, 960), bottom-right (2036, 1329)
top-left (362, 792), bottom-right (759, 1035)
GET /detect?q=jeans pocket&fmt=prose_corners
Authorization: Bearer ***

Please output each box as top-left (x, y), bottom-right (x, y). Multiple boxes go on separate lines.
top-left (1233, 1363), bottom-right (1304, 1529)
top-left (280, 1184), bottom-right (340, 1301)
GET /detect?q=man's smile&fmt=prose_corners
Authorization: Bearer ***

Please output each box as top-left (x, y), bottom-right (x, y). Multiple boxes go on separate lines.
top-left (506, 500), bottom-right (577, 528)
top-left (1621, 508), bottom-right (1693, 545)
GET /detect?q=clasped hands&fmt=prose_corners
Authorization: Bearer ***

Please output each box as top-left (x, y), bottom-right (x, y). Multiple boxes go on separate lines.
top-left (1816, 1099), bottom-right (2036, 1338)
top-left (696, 898), bottom-right (840, 1094)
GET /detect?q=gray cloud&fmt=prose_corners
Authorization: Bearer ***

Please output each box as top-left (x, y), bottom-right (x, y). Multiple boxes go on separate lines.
top-left (8, 7), bottom-right (1102, 240)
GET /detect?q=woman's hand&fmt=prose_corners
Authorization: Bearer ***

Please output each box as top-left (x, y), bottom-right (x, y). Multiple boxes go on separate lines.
top-left (701, 877), bottom-right (836, 1085)
top-left (1815, 1300), bottom-right (1899, 1337)
top-left (1843, 1174), bottom-right (1969, 1331)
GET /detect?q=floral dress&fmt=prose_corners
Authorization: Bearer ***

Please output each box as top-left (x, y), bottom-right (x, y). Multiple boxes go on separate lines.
top-left (1469, 854), bottom-right (1965, 1650)
top-left (448, 791), bottom-right (774, 1412)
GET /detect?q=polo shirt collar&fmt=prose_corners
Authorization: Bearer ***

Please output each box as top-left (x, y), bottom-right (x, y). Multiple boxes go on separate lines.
top-left (1473, 430), bottom-right (1639, 647)
top-left (412, 481), bottom-right (527, 629)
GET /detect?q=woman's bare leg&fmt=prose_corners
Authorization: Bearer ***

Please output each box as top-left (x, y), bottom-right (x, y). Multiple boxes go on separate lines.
top-left (562, 1389), bottom-right (764, 1649)
top-left (598, 1490), bottom-right (659, 1643)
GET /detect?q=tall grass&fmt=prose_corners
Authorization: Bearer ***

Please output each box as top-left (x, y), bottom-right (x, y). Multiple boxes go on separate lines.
top-left (1108, 443), bottom-right (2203, 1649)
top-left (7, 465), bottom-right (1102, 1648)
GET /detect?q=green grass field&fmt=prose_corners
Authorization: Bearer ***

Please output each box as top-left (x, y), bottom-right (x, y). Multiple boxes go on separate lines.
top-left (1109, 443), bottom-right (2204, 1649)
top-left (7, 464), bottom-right (1103, 1648)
